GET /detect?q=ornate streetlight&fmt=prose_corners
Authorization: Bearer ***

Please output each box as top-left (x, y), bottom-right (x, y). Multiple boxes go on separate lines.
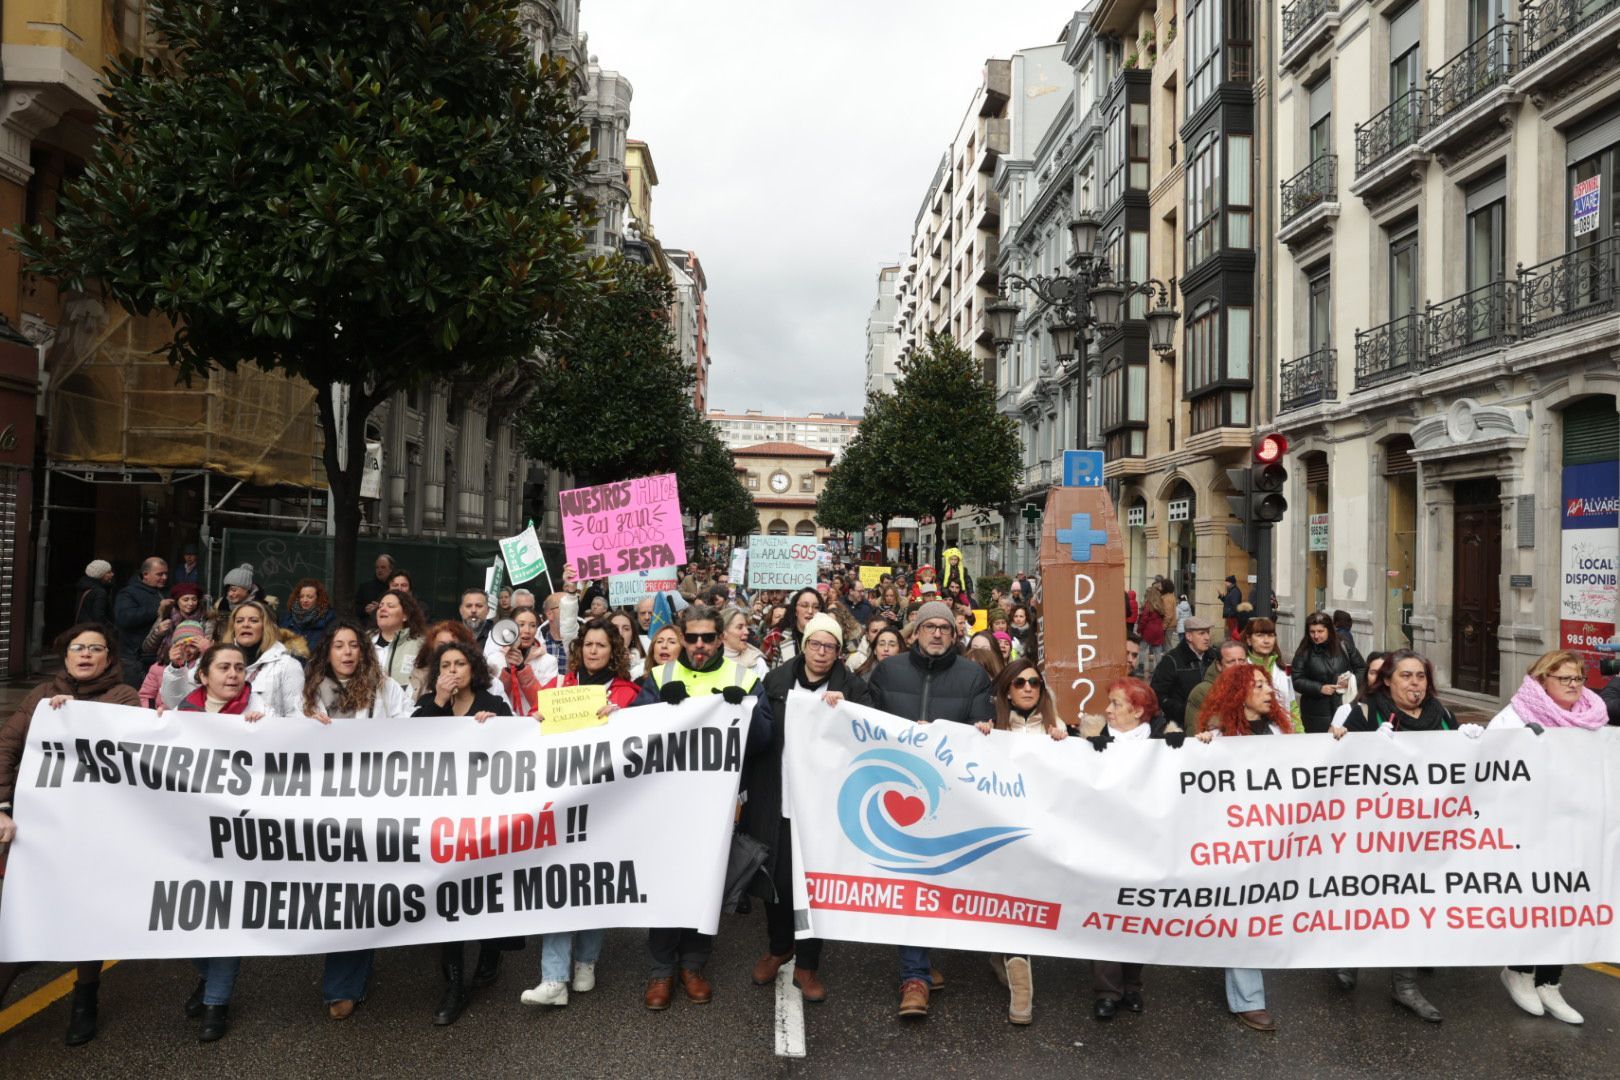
top-left (988, 212), bottom-right (1179, 453)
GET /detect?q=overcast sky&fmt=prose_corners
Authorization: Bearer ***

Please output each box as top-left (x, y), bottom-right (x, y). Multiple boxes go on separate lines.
top-left (583, 2), bottom-right (1072, 416)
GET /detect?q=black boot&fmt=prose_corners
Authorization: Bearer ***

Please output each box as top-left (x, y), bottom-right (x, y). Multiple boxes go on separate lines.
top-left (470, 944), bottom-right (501, 989)
top-left (184, 979), bottom-right (206, 1019)
top-left (433, 962), bottom-right (468, 1026)
top-left (198, 1003), bottom-right (230, 1042)
top-left (65, 981), bottom-right (99, 1046)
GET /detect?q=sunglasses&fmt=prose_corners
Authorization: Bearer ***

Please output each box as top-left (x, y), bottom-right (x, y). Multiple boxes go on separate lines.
top-left (1010, 676), bottom-right (1043, 690)
top-left (684, 632), bottom-right (719, 644)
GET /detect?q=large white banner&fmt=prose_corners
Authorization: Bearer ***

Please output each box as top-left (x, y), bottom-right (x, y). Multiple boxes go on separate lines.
top-left (786, 694), bottom-right (1620, 967)
top-left (0, 697), bottom-right (750, 961)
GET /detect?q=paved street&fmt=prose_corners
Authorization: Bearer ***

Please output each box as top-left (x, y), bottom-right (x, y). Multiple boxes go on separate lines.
top-left (3, 914), bottom-right (1616, 1078)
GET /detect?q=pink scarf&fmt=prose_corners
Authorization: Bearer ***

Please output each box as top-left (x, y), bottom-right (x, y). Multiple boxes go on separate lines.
top-left (1509, 674), bottom-right (1608, 730)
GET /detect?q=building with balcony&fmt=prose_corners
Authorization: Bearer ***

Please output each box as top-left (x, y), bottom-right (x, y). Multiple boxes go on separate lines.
top-left (891, 57), bottom-right (1015, 574)
top-left (665, 249), bottom-right (710, 413)
top-left (1272, 0), bottom-right (1620, 708)
top-left (866, 264), bottom-right (902, 397)
top-left (579, 59), bottom-right (633, 256)
top-left (707, 410), bottom-right (860, 459)
top-left (731, 442), bottom-right (835, 540)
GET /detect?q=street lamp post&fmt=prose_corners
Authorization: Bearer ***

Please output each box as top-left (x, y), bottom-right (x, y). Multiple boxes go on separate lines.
top-left (987, 211), bottom-right (1180, 454)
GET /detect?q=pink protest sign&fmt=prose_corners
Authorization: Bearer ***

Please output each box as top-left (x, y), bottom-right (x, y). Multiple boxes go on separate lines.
top-left (558, 473), bottom-right (688, 579)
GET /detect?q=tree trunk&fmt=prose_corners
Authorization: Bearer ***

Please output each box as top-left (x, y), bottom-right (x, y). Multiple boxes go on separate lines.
top-left (933, 509), bottom-right (945, 571)
top-left (318, 381), bottom-right (379, 617)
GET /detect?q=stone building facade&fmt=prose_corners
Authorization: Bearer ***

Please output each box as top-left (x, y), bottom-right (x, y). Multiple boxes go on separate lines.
top-left (732, 442), bottom-right (836, 540)
top-left (1271, 0), bottom-right (1620, 704)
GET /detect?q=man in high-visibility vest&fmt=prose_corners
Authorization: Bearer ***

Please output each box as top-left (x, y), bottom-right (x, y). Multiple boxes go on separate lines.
top-left (641, 604), bottom-right (760, 1011)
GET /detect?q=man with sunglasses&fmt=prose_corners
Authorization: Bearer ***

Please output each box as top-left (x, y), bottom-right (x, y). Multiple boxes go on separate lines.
top-left (641, 604), bottom-right (762, 1012)
top-left (865, 599), bottom-right (994, 1020)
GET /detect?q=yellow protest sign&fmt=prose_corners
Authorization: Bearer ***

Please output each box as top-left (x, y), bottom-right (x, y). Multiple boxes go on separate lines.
top-left (859, 565), bottom-right (891, 590)
top-left (971, 609), bottom-right (988, 633)
top-left (536, 684), bottom-right (609, 734)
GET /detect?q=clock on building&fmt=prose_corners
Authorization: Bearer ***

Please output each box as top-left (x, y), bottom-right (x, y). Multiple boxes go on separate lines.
top-left (770, 470), bottom-right (791, 493)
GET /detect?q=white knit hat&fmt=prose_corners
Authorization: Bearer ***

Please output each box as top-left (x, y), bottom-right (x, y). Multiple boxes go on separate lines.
top-left (803, 612), bottom-right (845, 649)
top-left (85, 559), bottom-right (112, 579)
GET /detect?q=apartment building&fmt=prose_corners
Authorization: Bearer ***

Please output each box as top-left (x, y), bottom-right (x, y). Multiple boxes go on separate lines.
top-left (866, 264), bottom-right (903, 398)
top-left (708, 409), bottom-right (860, 458)
top-left (1272, 0), bottom-right (1620, 702)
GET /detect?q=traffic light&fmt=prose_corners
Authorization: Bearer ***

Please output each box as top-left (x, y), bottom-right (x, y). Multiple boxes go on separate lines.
top-left (1225, 466), bottom-right (1253, 551)
top-left (1252, 433), bottom-right (1289, 524)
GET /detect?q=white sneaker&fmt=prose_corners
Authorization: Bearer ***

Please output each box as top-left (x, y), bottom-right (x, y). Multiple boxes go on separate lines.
top-left (520, 980), bottom-right (569, 1007)
top-left (1537, 983), bottom-right (1583, 1025)
top-left (572, 963), bottom-right (596, 993)
top-left (1499, 968), bottom-right (1544, 1016)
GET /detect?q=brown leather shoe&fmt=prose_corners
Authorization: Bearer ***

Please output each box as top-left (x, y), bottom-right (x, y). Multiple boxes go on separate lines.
top-left (644, 977), bottom-right (674, 1011)
top-left (930, 967), bottom-right (946, 991)
top-left (752, 951), bottom-right (793, 986)
top-left (793, 967), bottom-right (827, 1003)
top-left (327, 1000), bottom-right (356, 1021)
top-left (1237, 1009), bottom-right (1277, 1032)
top-left (679, 968), bottom-right (712, 1004)
top-left (898, 978), bottom-right (929, 1019)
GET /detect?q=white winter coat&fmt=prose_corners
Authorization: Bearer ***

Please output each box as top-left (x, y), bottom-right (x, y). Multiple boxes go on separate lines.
top-left (160, 638), bottom-right (307, 717)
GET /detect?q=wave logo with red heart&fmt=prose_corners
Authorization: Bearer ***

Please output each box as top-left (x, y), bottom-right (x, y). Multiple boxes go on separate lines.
top-left (836, 748), bottom-right (1030, 876)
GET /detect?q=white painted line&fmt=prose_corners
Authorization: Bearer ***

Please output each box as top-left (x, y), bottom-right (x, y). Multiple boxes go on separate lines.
top-left (774, 959), bottom-right (806, 1058)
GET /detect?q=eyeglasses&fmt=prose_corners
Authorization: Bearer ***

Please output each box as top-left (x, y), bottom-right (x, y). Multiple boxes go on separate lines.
top-left (67, 644), bottom-right (108, 655)
top-left (1548, 674), bottom-right (1587, 687)
top-left (683, 632), bottom-right (719, 644)
top-left (918, 622), bottom-right (953, 635)
top-left (803, 639), bottom-right (838, 655)
top-left (1010, 676), bottom-right (1043, 690)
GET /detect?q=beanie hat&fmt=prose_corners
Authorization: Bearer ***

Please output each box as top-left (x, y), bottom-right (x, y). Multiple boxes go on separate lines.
top-left (803, 612), bottom-right (844, 649)
top-left (993, 630), bottom-right (1011, 643)
top-left (223, 563), bottom-right (256, 589)
top-left (85, 559), bottom-right (112, 579)
top-left (170, 582), bottom-right (201, 600)
top-left (171, 620), bottom-right (211, 650)
top-left (914, 600), bottom-right (955, 631)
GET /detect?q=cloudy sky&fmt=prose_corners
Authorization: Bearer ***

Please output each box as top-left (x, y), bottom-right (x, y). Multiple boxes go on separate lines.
top-left (583, 1), bottom-right (1072, 416)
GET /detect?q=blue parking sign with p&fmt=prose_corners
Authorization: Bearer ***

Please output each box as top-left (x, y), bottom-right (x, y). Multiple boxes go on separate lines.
top-left (1062, 449), bottom-right (1106, 488)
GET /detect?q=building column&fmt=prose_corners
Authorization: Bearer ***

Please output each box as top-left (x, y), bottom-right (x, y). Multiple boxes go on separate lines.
top-left (456, 406), bottom-right (484, 534)
top-left (384, 394), bottom-right (408, 531)
top-left (1411, 468), bottom-right (1453, 686)
top-left (422, 388), bottom-right (449, 532)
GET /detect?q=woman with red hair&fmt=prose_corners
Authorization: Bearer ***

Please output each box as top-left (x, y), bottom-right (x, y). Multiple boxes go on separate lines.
top-left (1194, 663), bottom-right (1288, 1032)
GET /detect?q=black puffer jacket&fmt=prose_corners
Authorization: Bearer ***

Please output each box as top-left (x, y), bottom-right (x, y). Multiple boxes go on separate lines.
top-left (74, 575), bottom-right (112, 627)
top-left (1292, 641), bottom-right (1355, 733)
top-left (1150, 639), bottom-right (1211, 731)
top-left (743, 658), bottom-right (874, 878)
top-left (868, 644), bottom-right (993, 724)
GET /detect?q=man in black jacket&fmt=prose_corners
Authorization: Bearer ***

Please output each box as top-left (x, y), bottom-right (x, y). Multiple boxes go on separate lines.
top-left (113, 557), bottom-right (168, 687)
top-left (1151, 615), bottom-right (1213, 731)
top-left (866, 600), bottom-right (993, 1020)
top-left (744, 613), bottom-right (872, 1004)
top-left (1220, 576), bottom-right (1244, 639)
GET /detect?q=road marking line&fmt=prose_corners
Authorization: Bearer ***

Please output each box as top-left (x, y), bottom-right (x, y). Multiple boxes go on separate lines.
top-left (1585, 963), bottom-right (1620, 980)
top-left (0, 961), bottom-right (117, 1035)
top-left (774, 959), bottom-right (806, 1058)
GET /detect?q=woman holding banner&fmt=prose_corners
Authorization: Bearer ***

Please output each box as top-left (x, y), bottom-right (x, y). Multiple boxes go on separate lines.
top-left (521, 619), bottom-right (656, 1010)
top-left (412, 641), bottom-right (511, 1025)
top-left (974, 660), bottom-right (1067, 1024)
top-left (0, 623), bottom-right (142, 1046)
top-left (1196, 663), bottom-right (1293, 1032)
top-left (1489, 649), bottom-right (1610, 1025)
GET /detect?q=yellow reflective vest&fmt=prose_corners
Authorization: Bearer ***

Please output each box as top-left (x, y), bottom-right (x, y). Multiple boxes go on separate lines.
top-left (649, 658), bottom-right (759, 696)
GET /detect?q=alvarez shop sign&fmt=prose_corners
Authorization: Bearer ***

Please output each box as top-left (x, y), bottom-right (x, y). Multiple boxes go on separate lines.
top-left (784, 695), bottom-right (1620, 968)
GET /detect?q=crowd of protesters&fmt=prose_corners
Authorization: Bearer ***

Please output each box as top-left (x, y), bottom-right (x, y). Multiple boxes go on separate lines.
top-left (1, 548), bottom-right (1617, 1045)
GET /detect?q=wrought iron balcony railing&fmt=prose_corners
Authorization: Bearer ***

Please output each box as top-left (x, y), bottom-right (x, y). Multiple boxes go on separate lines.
top-left (1280, 348), bottom-right (1337, 412)
top-left (1521, 0), bottom-right (1620, 66)
top-left (1281, 155), bottom-right (1338, 226)
top-left (1425, 280), bottom-right (1518, 365)
top-left (1354, 312), bottom-right (1424, 389)
top-left (1428, 23), bottom-right (1519, 129)
top-left (1282, 0), bottom-right (1338, 53)
top-left (1355, 90), bottom-right (1426, 176)
top-left (1518, 236), bottom-right (1620, 336)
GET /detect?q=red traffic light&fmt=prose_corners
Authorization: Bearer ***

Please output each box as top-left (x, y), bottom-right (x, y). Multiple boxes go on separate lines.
top-left (1254, 433), bottom-right (1288, 465)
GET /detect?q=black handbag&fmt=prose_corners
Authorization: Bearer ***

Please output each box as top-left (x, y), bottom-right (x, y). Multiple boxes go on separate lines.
top-left (722, 828), bottom-right (773, 913)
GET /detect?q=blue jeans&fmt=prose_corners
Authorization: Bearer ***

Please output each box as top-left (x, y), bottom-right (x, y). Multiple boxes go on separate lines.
top-left (322, 949), bottom-right (373, 1004)
top-left (1225, 967), bottom-right (1265, 1012)
top-left (898, 945), bottom-right (930, 984)
top-left (541, 930), bottom-right (604, 983)
top-left (191, 957), bottom-right (241, 1006)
